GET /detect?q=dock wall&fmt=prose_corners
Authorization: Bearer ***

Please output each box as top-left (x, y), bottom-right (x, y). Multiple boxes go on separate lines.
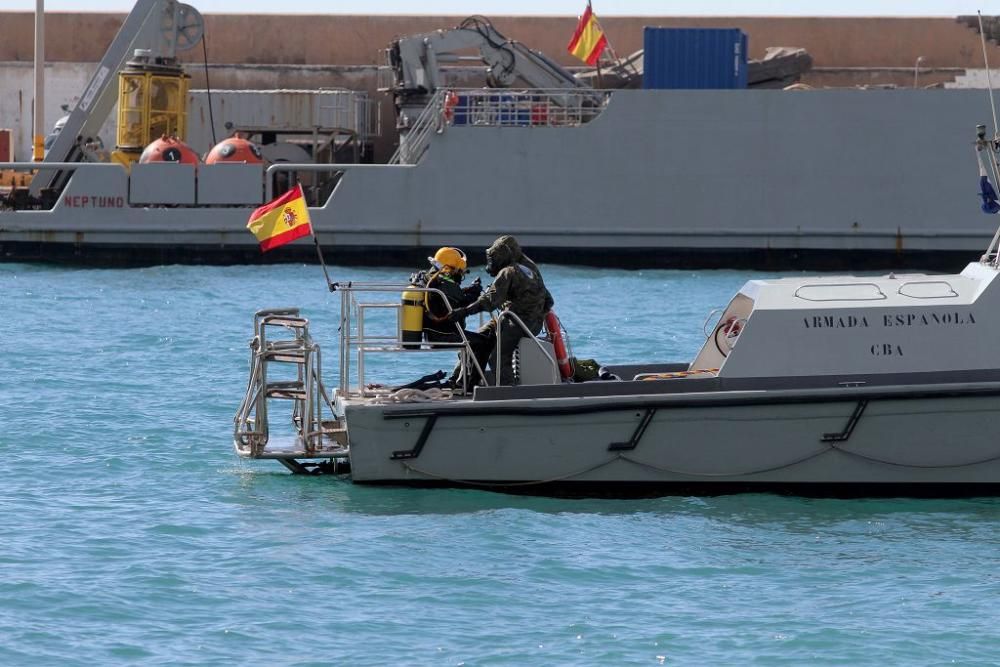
top-left (3, 13), bottom-right (1000, 160)
top-left (2, 14), bottom-right (1000, 69)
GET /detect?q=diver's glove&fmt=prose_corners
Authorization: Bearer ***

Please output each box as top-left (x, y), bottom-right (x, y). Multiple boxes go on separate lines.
top-left (446, 306), bottom-right (468, 323)
top-left (464, 277), bottom-right (483, 299)
top-left (447, 302), bottom-right (481, 322)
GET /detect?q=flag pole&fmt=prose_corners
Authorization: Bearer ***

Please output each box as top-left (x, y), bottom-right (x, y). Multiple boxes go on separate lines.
top-left (312, 230), bottom-right (336, 292)
top-left (595, 18), bottom-right (636, 80)
top-left (297, 180), bottom-right (336, 292)
top-left (588, 0), bottom-right (637, 80)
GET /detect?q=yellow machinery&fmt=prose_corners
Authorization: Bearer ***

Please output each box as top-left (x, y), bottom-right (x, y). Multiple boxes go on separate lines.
top-left (113, 50), bottom-right (190, 165)
top-left (29, 0), bottom-right (204, 196)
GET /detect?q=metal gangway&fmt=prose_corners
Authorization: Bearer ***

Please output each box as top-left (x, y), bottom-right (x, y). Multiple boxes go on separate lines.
top-left (233, 308), bottom-right (349, 473)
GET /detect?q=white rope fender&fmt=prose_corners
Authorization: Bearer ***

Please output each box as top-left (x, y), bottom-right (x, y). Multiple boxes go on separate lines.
top-left (368, 387), bottom-right (453, 404)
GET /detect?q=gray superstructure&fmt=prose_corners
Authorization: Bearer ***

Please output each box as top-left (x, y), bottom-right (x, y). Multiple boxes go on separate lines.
top-left (2, 87), bottom-right (996, 269)
top-left (1, 0), bottom-right (996, 269)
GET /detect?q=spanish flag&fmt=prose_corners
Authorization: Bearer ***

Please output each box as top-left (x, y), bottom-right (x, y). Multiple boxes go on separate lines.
top-left (246, 184), bottom-right (312, 252)
top-left (567, 3), bottom-right (608, 66)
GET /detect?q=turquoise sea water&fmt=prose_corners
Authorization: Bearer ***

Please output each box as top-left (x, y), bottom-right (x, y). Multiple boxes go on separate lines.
top-left (2, 261), bottom-right (1000, 665)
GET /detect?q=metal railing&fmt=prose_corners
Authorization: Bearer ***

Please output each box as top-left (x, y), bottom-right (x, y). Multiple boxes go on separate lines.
top-left (389, 89), bottom-right (448, 165)
top-left (337, 282), bottom-right (487, 396)
top-left (375, 62), bottom-right (395, 92)
top-left (441, 88), bottom-right (610, 129)
top-left (234, 308), bottom-right (344, 460)
top-left (493, 309), bottom-right (559, 387)
top-left (315, 88), bottom-right (378, 145)
top-left (335, 284), bottom-right (561, 393)
top-left (388, 88), bottom-right (612, 165)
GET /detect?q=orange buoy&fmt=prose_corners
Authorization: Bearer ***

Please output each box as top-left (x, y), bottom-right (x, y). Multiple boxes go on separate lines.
top-left (204, 137), bottom-right (263, 164)
top-left (138, 136), bottom-right (200, 165)
top-left (545, 311), bottom-right (573, 379)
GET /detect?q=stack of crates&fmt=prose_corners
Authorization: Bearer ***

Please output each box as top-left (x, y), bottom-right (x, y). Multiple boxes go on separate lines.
top-left (643, 27), bottom-right (748, 90)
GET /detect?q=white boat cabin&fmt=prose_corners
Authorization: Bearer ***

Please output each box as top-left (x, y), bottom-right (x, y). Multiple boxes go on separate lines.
top-left (694, 262), bottom-right (1000, 378)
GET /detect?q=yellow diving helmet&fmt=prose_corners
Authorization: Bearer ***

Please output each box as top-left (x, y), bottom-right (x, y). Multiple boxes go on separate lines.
top-left (429, 247), bottom-right (468, 276)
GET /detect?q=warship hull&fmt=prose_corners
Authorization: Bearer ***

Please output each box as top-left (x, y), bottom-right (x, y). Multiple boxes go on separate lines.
top-left (3, 88), bottom-right (996, 269)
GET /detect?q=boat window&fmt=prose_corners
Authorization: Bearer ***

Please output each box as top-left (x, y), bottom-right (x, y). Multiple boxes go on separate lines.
top-left (794, 283), bottom-right (887, 302)
top-left (896, 280), bottom-right (959, 299)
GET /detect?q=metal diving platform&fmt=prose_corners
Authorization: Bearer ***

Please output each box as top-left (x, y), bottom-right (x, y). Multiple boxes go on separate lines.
top-left (233, 308), bottom-right (349, 474)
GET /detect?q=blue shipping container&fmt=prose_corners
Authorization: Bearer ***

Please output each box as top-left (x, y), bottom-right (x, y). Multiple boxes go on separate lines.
top-left (642, 27), bottom-right (748, 90)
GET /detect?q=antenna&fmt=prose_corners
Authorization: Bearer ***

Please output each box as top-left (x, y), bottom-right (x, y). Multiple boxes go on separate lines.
top-left (980, 11), bottom-right (1000, 138)
top-left (976, 12), bottom-right (1000, 267)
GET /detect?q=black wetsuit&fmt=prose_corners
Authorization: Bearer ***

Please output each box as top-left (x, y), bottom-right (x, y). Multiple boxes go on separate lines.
top-left (423, 271), bottom-right (481, 344)
top-left (415, 269), bottom-right (488, 387)
top-left (464, 236), bottom-right (555, 386)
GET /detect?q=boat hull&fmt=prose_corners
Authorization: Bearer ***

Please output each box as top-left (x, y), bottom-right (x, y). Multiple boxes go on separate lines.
top-left (340, 384), bottom-right (1000, 494)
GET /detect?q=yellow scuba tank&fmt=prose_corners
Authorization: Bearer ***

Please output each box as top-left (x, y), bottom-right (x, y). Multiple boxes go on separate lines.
top-left (400, 281), bottom-right (426, 349)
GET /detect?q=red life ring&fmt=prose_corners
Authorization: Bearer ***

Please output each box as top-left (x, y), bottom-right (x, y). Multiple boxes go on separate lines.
top-left (442, 91), bottom-right (459, 124)
top-left (545, 311), bottom-right (573, 379)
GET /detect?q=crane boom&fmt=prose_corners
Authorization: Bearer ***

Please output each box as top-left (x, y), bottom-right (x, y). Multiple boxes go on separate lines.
top-left (389, 16), bottom-right (594, 108)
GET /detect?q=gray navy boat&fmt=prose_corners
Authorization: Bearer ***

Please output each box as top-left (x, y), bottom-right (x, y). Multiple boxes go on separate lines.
top-left (2, 0), bottom-right (1000, 270)
top-left (233, 126), bottom-right (1000, 494)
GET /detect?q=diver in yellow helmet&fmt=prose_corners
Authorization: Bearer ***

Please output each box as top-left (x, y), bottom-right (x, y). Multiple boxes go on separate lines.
top-left (408, 247), bottom-right (488, 387)
top-left (429, 247), bottom-right (468, 275)
top-left (402, 249), bottom-right (468, 344)
top-left (419, 247), bottom-right (481, 338)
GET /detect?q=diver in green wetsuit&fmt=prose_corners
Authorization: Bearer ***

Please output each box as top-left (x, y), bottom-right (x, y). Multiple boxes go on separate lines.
top-left (448, 236), bottom-right (555, 386)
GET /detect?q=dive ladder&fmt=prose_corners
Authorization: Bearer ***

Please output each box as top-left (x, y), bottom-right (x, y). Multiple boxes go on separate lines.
top-left (233, 308), bottom-right (349, 474)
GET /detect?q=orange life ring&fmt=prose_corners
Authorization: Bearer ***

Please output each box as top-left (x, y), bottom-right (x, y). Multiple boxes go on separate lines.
top-left (442, 91), bottom-right (459, 124)
top-left (545, 311), bottom-right (573, 379)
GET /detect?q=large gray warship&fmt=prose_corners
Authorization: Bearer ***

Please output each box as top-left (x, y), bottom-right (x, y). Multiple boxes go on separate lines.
top-left (1, 0), bottom-right (997, 270)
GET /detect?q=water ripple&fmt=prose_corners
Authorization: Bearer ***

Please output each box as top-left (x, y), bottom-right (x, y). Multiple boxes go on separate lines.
top-left (3, 263), bottom-right (1000, 664)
